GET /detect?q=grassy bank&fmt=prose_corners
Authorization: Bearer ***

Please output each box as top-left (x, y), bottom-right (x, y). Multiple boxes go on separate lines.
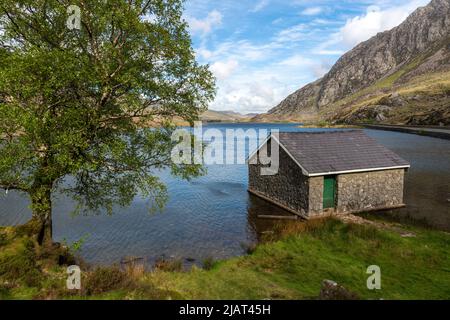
top-left (1, 218), bottom-right (449, 300)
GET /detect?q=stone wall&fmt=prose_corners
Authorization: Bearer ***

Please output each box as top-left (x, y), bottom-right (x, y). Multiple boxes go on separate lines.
top-left (248, 142), bottom-right (310, 217)
top-left (308, 176), bottom-right (323, 216)
top-left (336, 169), bottom-right (405, 213)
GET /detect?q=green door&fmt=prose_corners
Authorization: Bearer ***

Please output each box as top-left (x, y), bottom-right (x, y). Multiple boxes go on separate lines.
top-left (323, 176), bottom-right (336, 209)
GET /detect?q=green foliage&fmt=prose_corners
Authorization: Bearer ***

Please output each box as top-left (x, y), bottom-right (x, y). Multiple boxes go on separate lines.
top-left (0, 232), bottom-right (8, 247)
top-left (71, 235), bottom-right (89, 253)
top-left (62, 234), bottom-right (90, 254)
top-left (202, 256), bottom-right (216, 270)
top-left (0, 0), bottom-right (215, 226)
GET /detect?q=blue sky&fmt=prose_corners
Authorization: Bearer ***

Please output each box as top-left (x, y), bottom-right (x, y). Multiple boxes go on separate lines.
top-left (183, 0), bottom-right (430, 114)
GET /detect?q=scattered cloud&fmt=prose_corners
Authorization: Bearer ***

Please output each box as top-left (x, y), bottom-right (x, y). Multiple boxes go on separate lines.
top-left (210, 59), bottom-right (239, 80)
top-left (278, 54), bottom-right (313, 67)
top-left (250, 0), bottom-right (270, 13)
top-left (311, 61), bottom-right (333, 78)
top-left (301, 7), bottom-right (323, 16)
top-left (315, 49), bottom-right (345, 56)
top-left (187, 10), bottom-right (223, 37)
top-left (276, 24), bottom-right (307, 42)
top-left (184, 0), bottom-right (431, 114)
top-left (272, 17), bottom-right (284, 25)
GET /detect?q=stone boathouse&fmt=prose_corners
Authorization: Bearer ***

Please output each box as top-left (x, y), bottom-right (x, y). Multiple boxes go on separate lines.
top-left (248, 130), bottom-right (410, 219)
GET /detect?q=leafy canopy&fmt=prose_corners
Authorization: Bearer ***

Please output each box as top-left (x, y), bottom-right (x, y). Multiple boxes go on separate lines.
top-left (0, 0), bottom-right (215, 214)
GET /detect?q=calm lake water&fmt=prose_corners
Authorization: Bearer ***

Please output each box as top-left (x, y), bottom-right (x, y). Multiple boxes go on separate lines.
top-left (0, 123), bottom-right (449, 266)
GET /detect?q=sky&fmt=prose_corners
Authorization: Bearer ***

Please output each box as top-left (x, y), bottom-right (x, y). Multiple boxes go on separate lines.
top-left (183, 0), bottom-right (430, 114)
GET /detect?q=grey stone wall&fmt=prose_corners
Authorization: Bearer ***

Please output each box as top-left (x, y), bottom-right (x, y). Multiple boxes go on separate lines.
top-left (308, 176), bottom-right (323, 216)
top-left (336, 169), bottom-right (405, 213)
top-left (248, 142), bottom-right (310, 217)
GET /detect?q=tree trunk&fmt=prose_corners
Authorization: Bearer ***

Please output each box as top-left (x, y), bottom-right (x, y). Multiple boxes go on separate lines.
top-left (30, 185), bottom-right (53, 246)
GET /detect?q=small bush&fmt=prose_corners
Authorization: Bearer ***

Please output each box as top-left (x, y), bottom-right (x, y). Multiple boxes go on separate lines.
top-left (202, 257), bottom-right (216, 270)
top-left (0, 232), bottom-right (8, 247)
top-left (36, 243), bottom-right (77, 268)
top-left (241, 242), bottom-right (258, 254)
top-left (124, 260), bottom-right (146, 280)
top-left (154, 258), bottom-right (183, 272)
top-left (84, 267), bottom-right (128, 295)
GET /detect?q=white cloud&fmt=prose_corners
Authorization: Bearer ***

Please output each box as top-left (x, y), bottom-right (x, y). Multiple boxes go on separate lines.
top-left (196, 47), bottom-right (214, 60)
top-left (311, 61), bottom-right (332, 78)
top-left (314, 0), bottom-right (429, 55)
top-left (196, 40), bottom-right (281, 64)
top-left (272, 17), bottom-right (283, 25)
top-left (301, 7), bottom-right (323, 16)
top-left (339, 1), bottom-right (429, 48)
top-left (211, 81), bottom-right (283, 114)
top-left (250, 0), bottom-right (270, 13)
top-left (187, 10), bottom-right (223, 37)
top-left (311, 18), bottom-right (332, 25)
top-left (276, 24), bottom-right (307, 42)
top-left (278, 54), bottom-right (313, 67)
top-left (210, 60), bottom-right (239, 80)
top-left (206, 49), bottom-right (319, 113)
top-left (316, 49), bottom-right (345, 56)
top-left (193, 25), bottom-right (331, 113)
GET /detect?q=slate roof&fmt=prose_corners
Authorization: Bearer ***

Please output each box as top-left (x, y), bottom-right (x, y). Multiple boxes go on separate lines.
top-left (273, 130), bottom-right (410, 176)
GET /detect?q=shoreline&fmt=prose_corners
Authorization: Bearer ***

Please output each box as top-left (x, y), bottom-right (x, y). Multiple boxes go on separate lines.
top-left (1, 216), bottom-right (449, 300)
top-left (359, 123), bottom-right (450, 140)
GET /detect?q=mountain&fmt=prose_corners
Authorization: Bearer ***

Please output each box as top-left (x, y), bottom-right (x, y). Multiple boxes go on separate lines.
top-left (255, 0), bottom-right (450, 125)
top-left (169, 110), bottom-right (252, 126)
top-left (200, 110), bottom-right (252, 122)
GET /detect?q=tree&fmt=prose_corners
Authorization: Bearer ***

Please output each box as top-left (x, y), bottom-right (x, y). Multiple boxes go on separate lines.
top-left (0, 0), bottom-right (215, 245)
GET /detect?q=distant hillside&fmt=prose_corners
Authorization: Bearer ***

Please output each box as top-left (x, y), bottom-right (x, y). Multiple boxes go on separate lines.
top-left (200, 110), bottom-right (252, 122)
top-left (255, 0), bottom-right (450, 125)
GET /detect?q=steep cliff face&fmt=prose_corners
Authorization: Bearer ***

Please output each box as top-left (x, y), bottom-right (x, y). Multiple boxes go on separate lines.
top-left (318, 0), bottom-right (450, 107)
top-left (260, 0), bottom-right (450, 124)
top-left (255, 79), bottom-right (322, 122)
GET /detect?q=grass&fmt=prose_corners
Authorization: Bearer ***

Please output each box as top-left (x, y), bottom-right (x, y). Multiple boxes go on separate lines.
top-left (320, 65), bottom-right (450, 124)
top-left (1, 218), bottom-right (449, 300)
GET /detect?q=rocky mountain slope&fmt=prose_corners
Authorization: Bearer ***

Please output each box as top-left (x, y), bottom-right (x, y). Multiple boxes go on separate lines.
top-left (200, 110), bottom-right (252, 122)
top-left (255, 0), bottom-right (450, 125)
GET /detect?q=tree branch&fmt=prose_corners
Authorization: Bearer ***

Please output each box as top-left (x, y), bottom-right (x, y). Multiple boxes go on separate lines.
top-left (0, 182), bottom-right (29, 192)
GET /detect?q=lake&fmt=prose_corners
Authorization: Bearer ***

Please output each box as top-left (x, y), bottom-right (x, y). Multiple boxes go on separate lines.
top-left (0, 123), bottom-right (449, 267)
